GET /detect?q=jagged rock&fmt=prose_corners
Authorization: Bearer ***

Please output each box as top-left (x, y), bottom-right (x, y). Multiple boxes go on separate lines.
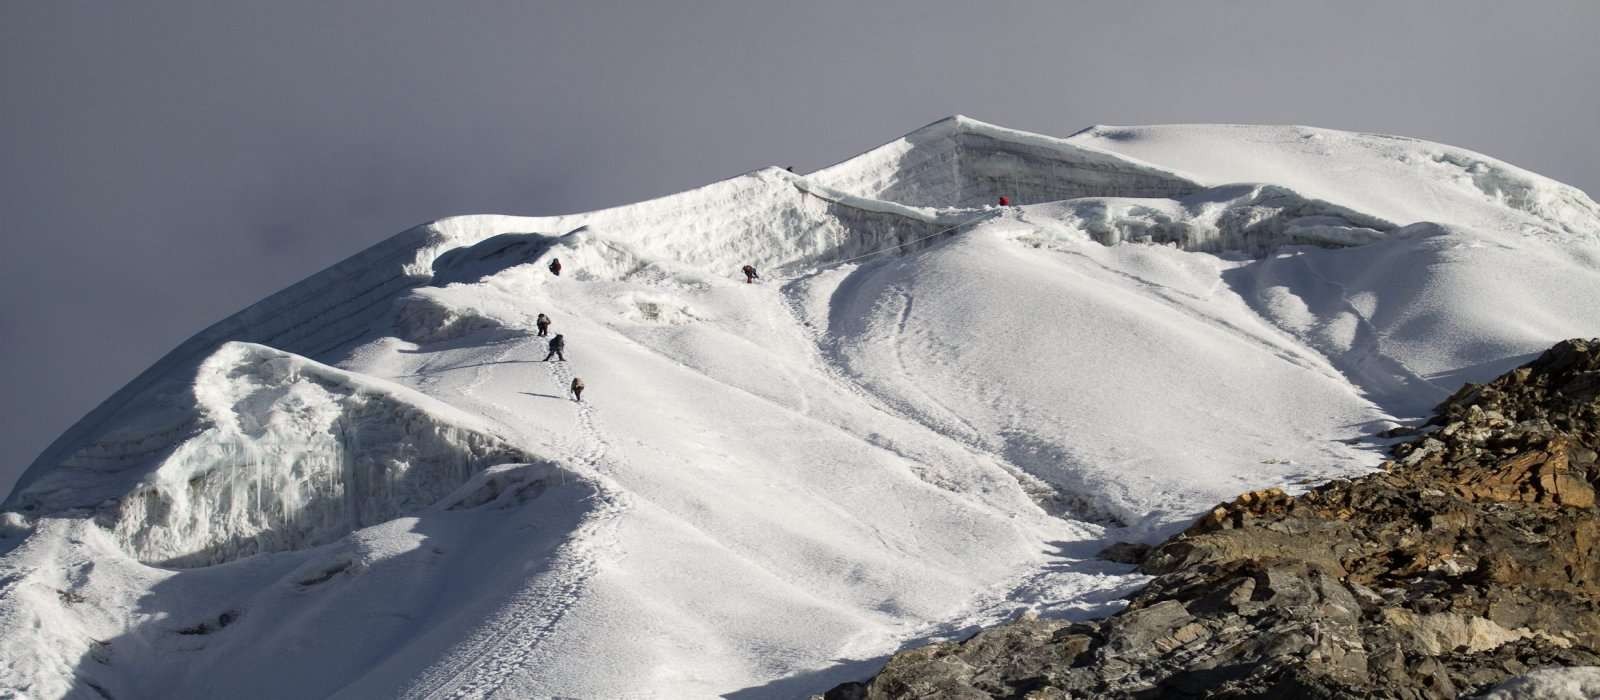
top-left (827, 339), bottom-right (1600, 698)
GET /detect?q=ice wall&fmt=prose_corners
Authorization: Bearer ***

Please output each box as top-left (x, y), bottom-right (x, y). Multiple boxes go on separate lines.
top-left (809, 116), bottom-right (1204, 208)
top-left (1033, 184), bottom-right (1398, 255)
top-left (21, 343), bottom-right (534, 567)
top-left (420, 169), bottom-right (980, 282)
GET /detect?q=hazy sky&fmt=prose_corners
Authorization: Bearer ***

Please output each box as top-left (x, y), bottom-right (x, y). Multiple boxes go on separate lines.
top-left (3, 1), bottom-right (1598, 497)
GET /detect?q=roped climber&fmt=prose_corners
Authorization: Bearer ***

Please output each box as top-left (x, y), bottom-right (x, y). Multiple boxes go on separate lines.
top-left (536, 313), bottom-right (551, 337)
top-left (742, 264), bottom-right (759, 284)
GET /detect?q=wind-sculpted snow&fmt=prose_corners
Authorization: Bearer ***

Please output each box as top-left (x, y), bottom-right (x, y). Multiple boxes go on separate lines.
top-left (4, 116), bottom-right (1600, 699)
top-left (393, 289), bottom-right (516, 344)
top-left (1029, 183), bottom-right (1397, 255)
top-left (1069, 123), bottom-right (1600, 241)
top-left (50, 342), bottom-right (534, 567)
top-left (420, 171), bottom-right (983, 283)
top-left (810, 116), bottom-right (1203, 207)
top-left (1417, 149), bottom-right (1600, 238)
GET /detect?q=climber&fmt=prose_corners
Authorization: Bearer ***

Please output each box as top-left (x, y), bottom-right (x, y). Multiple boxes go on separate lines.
top-left (535, 313), bottom-right (551, 337)
top-left (785, 166), bottom-right (795, 173)
top-left (998, 196), bottom-right (1011, 206)
top-left (742, 264), bottom-right (759, 284)
top-left (548, 257), bottom-right (562, 276)
top-left (543, 333), bottom-right (566, 362)
top-left (570, 377), bottom-right (585, 402)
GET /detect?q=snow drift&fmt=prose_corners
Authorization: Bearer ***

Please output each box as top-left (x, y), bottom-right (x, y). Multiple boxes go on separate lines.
top-left (3, 115), bottom-right (1599, 699)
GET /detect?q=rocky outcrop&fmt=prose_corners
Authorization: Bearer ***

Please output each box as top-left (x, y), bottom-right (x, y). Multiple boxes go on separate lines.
top-left (827, 339), bottom-right (1600, 699)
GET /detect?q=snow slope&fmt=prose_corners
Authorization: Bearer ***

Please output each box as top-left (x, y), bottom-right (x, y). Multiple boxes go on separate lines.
top-left (1071, 123), bottom-right (1600, 414)
top-left (3, 116), bottom-right (1599, 698)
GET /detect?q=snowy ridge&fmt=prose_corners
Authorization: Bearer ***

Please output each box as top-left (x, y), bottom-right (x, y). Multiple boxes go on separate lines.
top-left (1070, 123), bottom-right (1600, 239)
top-left (6, 170), bottom-right (967, 508)
top-left (97, 342), bottom-right (537, 567)
top-left (810, 115), bottom-right (1204, 207)
top-left (8, 116), bottom-right (1190, 509)
top-left (5, 224), bottom-right (440, 507)
top-left (10, 340), bottom-right (528, 515)
top-left (418, 171), bottom-right (975, 285)
top-left (3, 116), bottom-right (1600, 699)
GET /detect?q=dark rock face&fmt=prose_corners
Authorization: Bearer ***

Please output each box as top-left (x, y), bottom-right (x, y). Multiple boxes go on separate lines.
top-left (826, 339), bottom-right (1600, 699)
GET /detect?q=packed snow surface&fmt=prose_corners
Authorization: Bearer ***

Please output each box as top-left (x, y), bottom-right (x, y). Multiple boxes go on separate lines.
top-left (3, 116), bottom-right (1599, 698)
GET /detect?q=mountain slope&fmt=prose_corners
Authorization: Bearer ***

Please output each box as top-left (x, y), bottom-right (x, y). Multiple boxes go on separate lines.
top-left (2, 116), bottom-right (1598, 698)
top-left (827, 338), bottom-right (1600, 698)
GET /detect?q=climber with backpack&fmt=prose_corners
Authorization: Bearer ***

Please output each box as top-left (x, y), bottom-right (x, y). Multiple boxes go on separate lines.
top-left (543, 334), bottom-right (566, 362)
top-left (742, 264), bottom-right (759, 284)
top-left (548, 257), bottom-right (562, 276)
top-left (570, 377), bottom-right (585, 402)
top-left (535, 313), bottom-right (551, 337)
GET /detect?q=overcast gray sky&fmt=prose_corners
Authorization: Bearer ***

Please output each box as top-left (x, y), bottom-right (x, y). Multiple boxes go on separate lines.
top-left (2, 1), bottom-right (1597, 497)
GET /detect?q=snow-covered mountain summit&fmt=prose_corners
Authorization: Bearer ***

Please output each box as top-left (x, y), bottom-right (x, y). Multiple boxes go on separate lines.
top-left (3, 116), bottom-right (1598, 698)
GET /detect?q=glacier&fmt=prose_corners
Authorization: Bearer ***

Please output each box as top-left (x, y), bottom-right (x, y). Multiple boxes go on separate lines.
top-left (2, 115), bottom-right (1599, 698)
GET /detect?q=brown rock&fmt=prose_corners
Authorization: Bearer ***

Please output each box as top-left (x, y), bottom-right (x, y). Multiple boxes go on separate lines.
top-left (828, 340), bottom-right (1600, 699)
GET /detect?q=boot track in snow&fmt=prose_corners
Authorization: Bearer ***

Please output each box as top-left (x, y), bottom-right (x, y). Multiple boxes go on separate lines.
top-left (403, 348), bottom-right (628, 700)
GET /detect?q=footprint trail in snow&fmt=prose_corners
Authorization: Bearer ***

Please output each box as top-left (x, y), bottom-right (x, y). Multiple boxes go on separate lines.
top-left (410, 354), bottom-right (628, 700)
